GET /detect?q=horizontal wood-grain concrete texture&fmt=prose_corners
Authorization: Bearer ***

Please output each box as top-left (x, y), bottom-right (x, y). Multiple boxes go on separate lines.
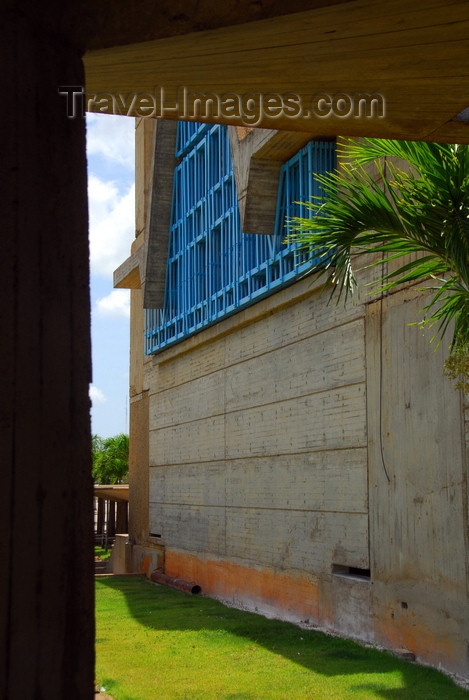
top-left (366, 290), bottom-right (469, 677)
top-left (84, 0), bottom-right (469, 144)
top-left (146, 270), bottom-right (469, 672)
top-left (137, 131), bottom-right (468, 673)
top-left (1, 6), bottom-right (94, 698)
top-left (148, 276), bottom-right (370, 625)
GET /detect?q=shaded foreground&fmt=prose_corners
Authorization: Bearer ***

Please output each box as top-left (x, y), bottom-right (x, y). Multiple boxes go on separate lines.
top-left (95, 577), bottom-right (468, 699)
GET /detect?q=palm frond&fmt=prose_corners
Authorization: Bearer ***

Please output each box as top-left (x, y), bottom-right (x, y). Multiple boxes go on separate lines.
top-left (287, 138), bottom-right (469, 352)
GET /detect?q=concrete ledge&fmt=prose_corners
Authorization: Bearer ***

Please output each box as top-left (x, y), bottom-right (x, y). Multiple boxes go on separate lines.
top-left (113, 248), bottom-right (143, 289)
top-left (94, 484), bottom-right (129, 502)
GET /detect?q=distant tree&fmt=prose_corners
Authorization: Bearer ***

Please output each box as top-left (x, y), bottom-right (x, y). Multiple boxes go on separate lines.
top-left (92, 433), bottom-right (129, 484)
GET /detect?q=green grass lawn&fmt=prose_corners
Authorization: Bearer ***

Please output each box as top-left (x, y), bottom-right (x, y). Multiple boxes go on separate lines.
top-left (95, 545), bottom-right (112, 561)
top-left (95, 576), bottom-right (468, 700)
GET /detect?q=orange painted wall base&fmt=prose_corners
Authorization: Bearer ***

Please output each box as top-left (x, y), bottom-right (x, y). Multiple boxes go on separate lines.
top-left (163, 550), bottom-right (469, 681)
top-left (165, 550), bottom-right (320, 624)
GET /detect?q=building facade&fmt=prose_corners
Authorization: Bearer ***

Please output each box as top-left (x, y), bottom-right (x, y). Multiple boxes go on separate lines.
top-left (115, 118), bottom-right (469, 680)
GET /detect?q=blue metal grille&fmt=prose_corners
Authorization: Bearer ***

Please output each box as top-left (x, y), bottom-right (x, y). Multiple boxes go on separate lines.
top-left (145, 124), bottom-right (336, 354)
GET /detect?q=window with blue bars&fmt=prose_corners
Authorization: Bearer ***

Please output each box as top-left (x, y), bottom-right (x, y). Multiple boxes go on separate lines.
top-left (145, 123), bottom-right (336, 354)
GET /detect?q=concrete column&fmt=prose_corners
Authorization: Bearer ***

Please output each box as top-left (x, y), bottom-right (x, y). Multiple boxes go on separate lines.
top-left (1, 4), bottom-right (94, 698)
top-left (116, 501), bottom-right (128, 534)
top-left (107, 501), bottom-right (116, 538)
top-left (97, 498), bottom-right (105, 536)
top-left (129, 390), bottom-right (150, 543)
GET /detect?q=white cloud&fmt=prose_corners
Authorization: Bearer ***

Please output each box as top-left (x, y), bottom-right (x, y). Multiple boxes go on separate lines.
top-left (86, 114), bottom-right (135, 168)
top-left (89, 385), bottom-right (107, 404)
top-left (88, 174), bottom-right (135, 278)
top-left (95, 289), bottom-right (130, 319)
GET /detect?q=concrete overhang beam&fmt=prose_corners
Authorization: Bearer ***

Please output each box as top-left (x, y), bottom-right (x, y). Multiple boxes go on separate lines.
top-left (94, 485), bottom-right (129, 502)
top-left (84, 0), bottom-right (469, 144)
top-left (113, 244), bottom-right (144, 290)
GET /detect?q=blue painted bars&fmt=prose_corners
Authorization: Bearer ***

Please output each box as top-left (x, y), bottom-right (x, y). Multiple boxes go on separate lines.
top-left (145, 123), bottom-right (336, 354)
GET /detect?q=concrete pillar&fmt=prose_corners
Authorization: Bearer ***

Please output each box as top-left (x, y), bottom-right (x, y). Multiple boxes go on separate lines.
top-left (129, 389), bottom-right (150, 544)
top-left (97, 498), bottom-right (105, 536)
top-left (116, 501), bottom-right (128, 534)
top-left (126, 122), bottom-right (152, 547)
top-left (107, 501), bottom-right (116, 538)
top-left (0, 4), bottom-right (94, 698)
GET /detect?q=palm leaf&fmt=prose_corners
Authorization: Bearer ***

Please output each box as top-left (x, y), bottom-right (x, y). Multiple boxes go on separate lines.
top-left (287, 138), bottom-right (469, 353)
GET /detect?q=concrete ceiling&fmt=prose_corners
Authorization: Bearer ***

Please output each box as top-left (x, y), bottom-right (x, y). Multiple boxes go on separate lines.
top-left (83, 0), bottom-right (469, 143)
top-left (83, 0), bottom-right (346, 51)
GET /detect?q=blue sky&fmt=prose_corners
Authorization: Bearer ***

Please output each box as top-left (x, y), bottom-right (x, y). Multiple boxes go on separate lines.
top-left (86, 113), bottom-right (135, 438)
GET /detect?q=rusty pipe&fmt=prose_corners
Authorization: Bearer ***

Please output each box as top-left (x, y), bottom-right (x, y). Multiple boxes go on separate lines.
top-left (151, 570), bottom-right (201, 595)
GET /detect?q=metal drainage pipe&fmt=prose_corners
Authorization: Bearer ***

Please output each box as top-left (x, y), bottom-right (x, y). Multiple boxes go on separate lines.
top-left (151, 570), bottom-right (202, 595)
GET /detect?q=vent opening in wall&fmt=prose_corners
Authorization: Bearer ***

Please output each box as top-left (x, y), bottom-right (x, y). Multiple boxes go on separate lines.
top-left (332, 564), bottom-right (371, 580)
top-left (149, 533), bottom-right (162, 539)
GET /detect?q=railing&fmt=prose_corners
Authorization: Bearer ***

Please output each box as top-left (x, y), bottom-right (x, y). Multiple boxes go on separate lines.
top-left (145, 124), bottom-right (336, 354)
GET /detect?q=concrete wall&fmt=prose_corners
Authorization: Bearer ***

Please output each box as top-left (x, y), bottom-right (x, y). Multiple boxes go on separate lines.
top-left (367, 289), bottom-right (469, 675)
top-left (131, 126), bottom-right (468, 679)
top-left (147, 275), bottom-right (371, 630)
top-left (144, 272), bottom-right (469, 678)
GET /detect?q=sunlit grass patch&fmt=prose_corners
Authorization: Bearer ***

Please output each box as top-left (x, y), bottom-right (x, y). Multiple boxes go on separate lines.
top-left (95, 545), bottom-right (112, 561)
top-left (95, 576), bottom-right (468, 700)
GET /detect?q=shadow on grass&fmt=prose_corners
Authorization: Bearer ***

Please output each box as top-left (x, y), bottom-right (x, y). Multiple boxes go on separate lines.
top-left (96, 576), bottom-right (468, 699)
